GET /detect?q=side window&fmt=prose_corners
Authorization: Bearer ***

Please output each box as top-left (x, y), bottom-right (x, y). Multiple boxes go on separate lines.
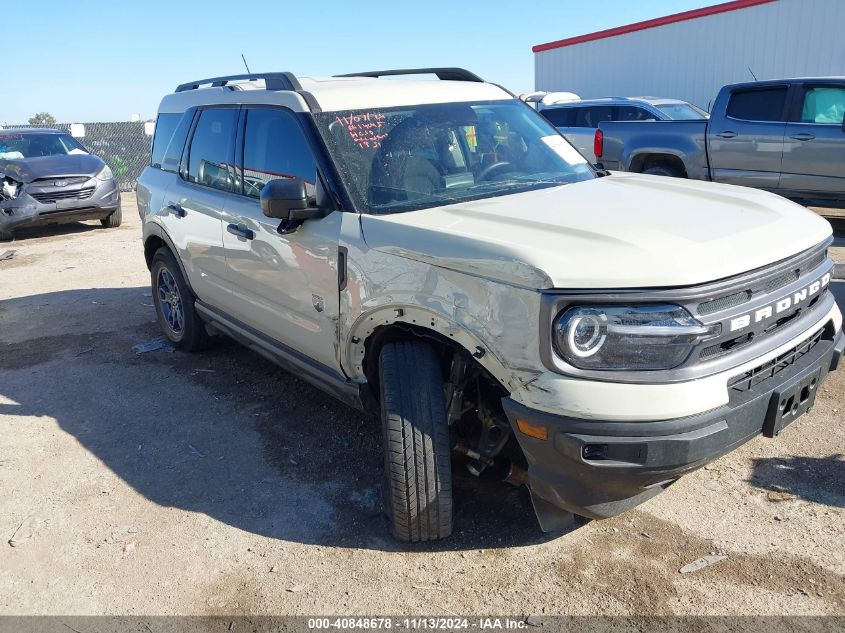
top-left (726, 87), bottom-right (788, 122)
top-left (150, 113), bottom-right (181, 168)
top-left (540, 108), bottom-right (574, 128)
top-left (799, 86), bottom-right (845, 124)
top-left (160, 110), bottom-right (195, 174)
top-left (575, 106), bottom-right (613, 128)
top-left (617, 106), bottom-right (656, 121)
top-left (241, 108), bottom-right (317, 198)
top-left (187, 109), bottom-right (238, 192)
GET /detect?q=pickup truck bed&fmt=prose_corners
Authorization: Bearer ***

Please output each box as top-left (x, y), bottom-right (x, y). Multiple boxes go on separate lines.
top-left (596, 78), bottom-right (845, 207)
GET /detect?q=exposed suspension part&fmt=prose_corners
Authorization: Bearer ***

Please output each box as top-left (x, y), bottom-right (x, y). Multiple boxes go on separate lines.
top-left (445, 351), bottom-right (515, 478)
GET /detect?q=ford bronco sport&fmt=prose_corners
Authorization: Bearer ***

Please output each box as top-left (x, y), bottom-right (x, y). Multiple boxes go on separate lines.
top-left (137, 68), bottom-right (844, 542)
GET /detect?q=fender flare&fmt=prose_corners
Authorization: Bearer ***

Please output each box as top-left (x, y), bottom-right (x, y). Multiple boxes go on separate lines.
top-left (143, 222), bottom-right (195, 297)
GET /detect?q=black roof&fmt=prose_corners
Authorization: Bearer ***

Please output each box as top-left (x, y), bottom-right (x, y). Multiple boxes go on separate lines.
top-left (724, 77), bottom-right (845, 91)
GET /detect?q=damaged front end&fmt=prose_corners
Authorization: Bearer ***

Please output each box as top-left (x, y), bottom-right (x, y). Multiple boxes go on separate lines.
top-left (0, 172), bottom-right (39, 236)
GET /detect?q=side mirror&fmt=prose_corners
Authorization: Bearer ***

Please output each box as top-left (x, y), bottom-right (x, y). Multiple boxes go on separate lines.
top-left (260, 178), bottom-right (310, 220)
top-left (260, 177), bottom-right (328, 234)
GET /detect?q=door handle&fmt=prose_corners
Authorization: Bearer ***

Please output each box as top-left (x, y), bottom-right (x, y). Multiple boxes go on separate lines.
top-left (715, 131), bottom-right (737, 139)
top-left (167, 203), bottom-right (186, 217)
top-left (227, 223), bottom-right (254, 240)
top-left (789, 133), bottom-right (815, 141)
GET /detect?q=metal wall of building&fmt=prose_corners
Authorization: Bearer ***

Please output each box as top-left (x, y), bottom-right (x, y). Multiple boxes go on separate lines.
top-left (534, 0), bottom-right (845, 110)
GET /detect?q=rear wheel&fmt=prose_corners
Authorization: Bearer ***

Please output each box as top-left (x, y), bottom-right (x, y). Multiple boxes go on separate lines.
top-left (100, 206), bottom-right (123, 228)
top-left (642, 164), bottom-right (683, 178)
top-left (150, 247), bottom-right (208, 351)
top-left (379, 341), bottom-right (453, 542)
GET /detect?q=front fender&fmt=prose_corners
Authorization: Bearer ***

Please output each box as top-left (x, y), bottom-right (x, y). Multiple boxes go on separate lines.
top-left (339, 240), bottom-right (544, 393)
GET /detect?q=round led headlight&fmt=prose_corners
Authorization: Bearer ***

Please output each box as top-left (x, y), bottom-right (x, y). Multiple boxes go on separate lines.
top-left (552, 304), bottom-right (716, 371)
top-left (563, 309), bottom-right (607, 357)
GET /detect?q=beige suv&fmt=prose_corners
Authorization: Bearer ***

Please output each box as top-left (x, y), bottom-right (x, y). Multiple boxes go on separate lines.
top-left (138, 69), bottom-right (843, 542)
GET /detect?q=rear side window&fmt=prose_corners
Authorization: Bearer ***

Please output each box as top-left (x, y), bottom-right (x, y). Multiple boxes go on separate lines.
top-left (241, 108), bottom-right (317, 198)
top-left (617, 106), bottom-right (657, 121)
top-left (187, 109), bottom-right (238, 192)
top-left (726, 87), bottom-right (788, 122)
top-left (540, 108), bottom-right (575, 127)
top-left (150, 113), bottom-right (181, 168)
top-left (575, 106), bottom-right (613, 128)
top-left (799, 86), bottom-right (845, 124)
top-left (160, 110), bottom-right (195, 174)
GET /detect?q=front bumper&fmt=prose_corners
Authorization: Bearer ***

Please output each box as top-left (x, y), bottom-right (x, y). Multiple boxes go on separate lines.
top-left (0, 177), bottom-right (120, 233)
top-left (503, 325), bottom-right (844, 524)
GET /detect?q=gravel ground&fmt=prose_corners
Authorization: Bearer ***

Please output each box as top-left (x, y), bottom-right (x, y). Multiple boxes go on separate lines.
top-left (0, 194), bottom-right (843, 617)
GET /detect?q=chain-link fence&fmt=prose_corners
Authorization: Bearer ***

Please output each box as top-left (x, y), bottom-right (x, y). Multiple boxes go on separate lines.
top-left (6, 122), bottom-right (153, 192)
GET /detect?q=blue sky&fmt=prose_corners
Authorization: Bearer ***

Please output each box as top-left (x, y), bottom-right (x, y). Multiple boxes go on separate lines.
top-left (3, 0), bottom-right (715, 124)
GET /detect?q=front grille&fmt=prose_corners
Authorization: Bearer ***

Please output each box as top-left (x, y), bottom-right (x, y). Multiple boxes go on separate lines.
top-left (699, 293), bottom-right (824, 361)
top-left (697, 289), bottom-right (752, 316)
top-left (30, 186), bottom-right (95, 203)
top-left (697, 248), bottom-right (828, 319)
top-left (728, 328), bottom-right (825, 393)
top-left (30, 176), bottom-right (89, 187)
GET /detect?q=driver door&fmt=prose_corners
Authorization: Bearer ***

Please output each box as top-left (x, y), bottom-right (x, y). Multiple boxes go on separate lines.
top-left (219, 106), bottom-right (343, 372)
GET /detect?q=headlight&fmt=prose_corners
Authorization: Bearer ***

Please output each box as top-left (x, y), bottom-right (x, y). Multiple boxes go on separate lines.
top-left (95, 165), bottom-right (113, 180)
top-left (553, 304), bottom-right (716, 371)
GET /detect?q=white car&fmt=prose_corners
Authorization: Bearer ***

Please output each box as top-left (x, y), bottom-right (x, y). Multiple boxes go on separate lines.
top-left (137, 68), bottom-right (843, 542)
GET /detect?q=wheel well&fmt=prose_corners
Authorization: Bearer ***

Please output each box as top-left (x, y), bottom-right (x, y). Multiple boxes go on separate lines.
top-left (144, 235), bottom-right (166, 270)
top-left (363, 323), bottom-right (461, 391)
top-left (630, 153), bottom-right (687, 177)
top-left (362, 322), bottom-right (507, 399)
top-left (363, 322), bottom-right (523, 475)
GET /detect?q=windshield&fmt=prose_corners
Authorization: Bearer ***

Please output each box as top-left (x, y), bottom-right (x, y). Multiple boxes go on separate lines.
top-left (314, 100), bottom-right (595, 214)
top-left (654, 103), bottom-right (709, 120)
top-left (0, 132), bottom-right (88, 160)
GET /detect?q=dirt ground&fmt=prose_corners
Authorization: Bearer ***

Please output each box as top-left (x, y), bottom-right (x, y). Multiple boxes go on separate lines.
top-left (0, 194), bottom-right (843, 617)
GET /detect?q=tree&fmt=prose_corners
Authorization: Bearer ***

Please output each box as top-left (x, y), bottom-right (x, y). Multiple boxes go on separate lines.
top-left (28, 112), bottom-right (57, 126)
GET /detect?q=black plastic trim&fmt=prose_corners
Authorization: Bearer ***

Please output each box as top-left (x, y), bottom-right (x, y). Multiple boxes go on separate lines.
top-left (504, 327), bottom-right (843, 520)
top-left (194, 301), bottom-right (363, 410)
top-left (338, 246), bottom-right (348, 291)
top-left (176, 72), bottom-right (300, 93)
top-left (335, 67), bottom-right (484, 82)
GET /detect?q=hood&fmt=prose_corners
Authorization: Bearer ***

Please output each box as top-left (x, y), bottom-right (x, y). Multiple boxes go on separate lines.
top-left (360, 172), bottom-right (833, 290)
top-left (0, 153), bottom-right (105, 183)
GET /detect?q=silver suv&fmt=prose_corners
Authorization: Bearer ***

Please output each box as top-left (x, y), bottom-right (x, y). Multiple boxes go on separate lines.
top-left (138, 69), bottom-right (843, 542)
top-left (537, 96), bottom-right (708, 162)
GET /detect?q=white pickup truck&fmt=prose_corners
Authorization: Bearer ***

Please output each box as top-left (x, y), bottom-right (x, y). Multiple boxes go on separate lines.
top-left (138, 68), bottom-right (843, 542)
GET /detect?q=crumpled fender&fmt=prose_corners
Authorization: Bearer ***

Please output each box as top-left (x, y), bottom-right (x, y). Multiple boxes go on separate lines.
top-left (339, 223), bottom-right (545, 392)
top-left (0, 194), bottom-right (39, 229)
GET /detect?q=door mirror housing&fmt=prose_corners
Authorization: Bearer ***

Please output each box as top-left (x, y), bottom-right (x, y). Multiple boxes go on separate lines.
top-left (260, 178), bottom-right (311, 220)
top-left (260, 177), bottom-right (328, 233)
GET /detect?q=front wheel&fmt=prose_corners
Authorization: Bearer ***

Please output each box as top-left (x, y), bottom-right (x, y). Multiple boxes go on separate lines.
top-left (379, 341), bottom-right (453, 542)
top-left (150, 248), bottom-right (208, 351)
top-left (100, 206), bottom-right (122, 228)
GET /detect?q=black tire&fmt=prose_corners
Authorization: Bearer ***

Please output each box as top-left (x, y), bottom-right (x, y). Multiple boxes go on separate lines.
top-left (100, 206), bottom-right (122, 228)
top-left (642, 164), bottom-right (683, 178)
top-left (379, 341), bottom-right (453, 542)
top-left (0, 230), bottom-right (12, 242)
top-left (150, 247), bottom-right (208, 351)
